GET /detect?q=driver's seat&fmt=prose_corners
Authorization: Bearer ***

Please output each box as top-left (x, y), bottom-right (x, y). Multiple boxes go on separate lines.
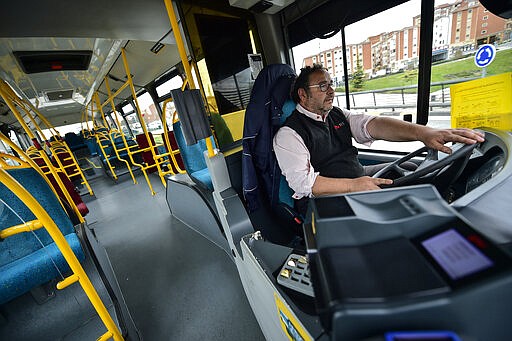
top-left (242, 64), bottom-right (301, 244)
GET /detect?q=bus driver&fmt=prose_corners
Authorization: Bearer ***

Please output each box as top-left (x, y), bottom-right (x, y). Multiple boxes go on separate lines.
top-left (273, 64), bottom-right (485, 212)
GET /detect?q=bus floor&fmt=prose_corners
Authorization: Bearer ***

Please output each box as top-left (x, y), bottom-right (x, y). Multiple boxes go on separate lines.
top-left (85, 173), bottom-right (265, 340)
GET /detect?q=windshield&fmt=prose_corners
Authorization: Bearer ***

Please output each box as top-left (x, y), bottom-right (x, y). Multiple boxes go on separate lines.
top-left (292, 0), bottom-right (511, 152)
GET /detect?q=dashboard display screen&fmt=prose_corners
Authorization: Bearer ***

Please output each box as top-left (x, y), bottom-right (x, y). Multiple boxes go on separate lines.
top-left (421, 229), bottom-right (493, 280)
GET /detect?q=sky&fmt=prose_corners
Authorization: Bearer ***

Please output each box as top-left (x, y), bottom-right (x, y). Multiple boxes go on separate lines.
top-left (292, 0), bottom-right (459, 70)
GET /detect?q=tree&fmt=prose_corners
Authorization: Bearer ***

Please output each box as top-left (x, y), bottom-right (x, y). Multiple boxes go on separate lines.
top-left (402, 69), bottom-right (418, 85)
top-left (351, 60), bottom-right (365, 90)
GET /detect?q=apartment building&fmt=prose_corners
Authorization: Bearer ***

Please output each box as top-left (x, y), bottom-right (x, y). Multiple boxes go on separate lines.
top-left (303, 0), bottom-right (510, 79)
top-left (450, 0), bottom-right (510, 54)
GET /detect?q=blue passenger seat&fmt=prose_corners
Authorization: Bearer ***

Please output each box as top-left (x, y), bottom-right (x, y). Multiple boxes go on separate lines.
top-left (110, 132), bottom-right (138, 158)
top-left (173, 120), bottom-right (216, 190)
top-left (0, 168), bottom-right (85, 304)
top-left (64, 132), bottom-right (87, 152)
top-left (83, 130), bottom-right (99, 157)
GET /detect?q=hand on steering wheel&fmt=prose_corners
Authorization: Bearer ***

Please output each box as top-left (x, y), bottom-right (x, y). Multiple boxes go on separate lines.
top-left (372, 142), bottom-right (479, 188)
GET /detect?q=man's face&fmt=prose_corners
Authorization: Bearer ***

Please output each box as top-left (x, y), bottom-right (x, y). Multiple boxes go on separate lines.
top-left (300, 70), bottom-right (335, 115)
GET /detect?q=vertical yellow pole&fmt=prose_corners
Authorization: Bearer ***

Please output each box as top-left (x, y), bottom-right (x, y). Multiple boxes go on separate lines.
top-left (0, 81), bottom-right (37, 142)
top-left (163, 0), bottom-right (214, 157)
top-left (164, 0), bottom-right (195, 90)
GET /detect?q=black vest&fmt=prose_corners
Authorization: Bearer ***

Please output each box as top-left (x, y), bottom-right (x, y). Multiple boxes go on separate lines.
top-left (283, 107), bottom-right (364, 179)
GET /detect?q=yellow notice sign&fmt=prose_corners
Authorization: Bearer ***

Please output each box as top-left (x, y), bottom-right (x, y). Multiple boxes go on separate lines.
top-left (450, 72), bottom-right (512, 130)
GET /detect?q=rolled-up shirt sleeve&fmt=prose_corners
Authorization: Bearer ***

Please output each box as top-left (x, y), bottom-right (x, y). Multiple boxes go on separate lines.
top-left (344, 109), bottom-right (376, 145)
top-left (273, 127), bottom-right (318, 199)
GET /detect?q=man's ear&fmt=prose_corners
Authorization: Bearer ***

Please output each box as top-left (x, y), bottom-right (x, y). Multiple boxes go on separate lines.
top-left (298, 88), bottom-right (308, 102)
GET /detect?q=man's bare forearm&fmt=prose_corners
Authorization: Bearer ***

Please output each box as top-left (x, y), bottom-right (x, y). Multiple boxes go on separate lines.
top-left (366, 117), bottom-right (485, 153)
top-left (312, 175), bottom-right (393, 196)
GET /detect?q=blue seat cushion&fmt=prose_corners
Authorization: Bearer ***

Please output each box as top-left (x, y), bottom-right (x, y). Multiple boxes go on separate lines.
top-left (278, 176), bottom-right (294, 208)
top-left (173, 121), bottom-right (216, 190)
top-left (190, 168), bottom-right (213, 190)
top-left (0, 233), bottom-right (85, 304)
top-left (84, 138), bottom-right (98, 156)
top-left (0, 168), bottom-right (85, 304)
top-left (64, 132), bottom-right (87, 151)
top-left (281, 99), bottom-right (296, 125)
top-left (0, 169), bottom-right (75, 266)
top-left (277, 99), bottom-right (297, 209)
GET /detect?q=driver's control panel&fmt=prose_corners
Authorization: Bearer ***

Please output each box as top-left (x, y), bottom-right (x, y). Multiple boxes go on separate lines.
top-left (303, 184), bottom-right (512, 340)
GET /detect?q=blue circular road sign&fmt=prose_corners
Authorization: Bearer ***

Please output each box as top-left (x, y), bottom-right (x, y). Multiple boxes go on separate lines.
top-left (474, 44), bottom-right (496, 68)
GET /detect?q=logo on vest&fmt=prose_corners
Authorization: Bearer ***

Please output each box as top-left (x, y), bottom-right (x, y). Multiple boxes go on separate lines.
top-left (333, 121), bottom-right (345, 130)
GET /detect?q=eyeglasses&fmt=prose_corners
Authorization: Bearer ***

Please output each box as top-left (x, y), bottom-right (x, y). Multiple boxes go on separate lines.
top-left (307, 81), bottom-right (334, 92)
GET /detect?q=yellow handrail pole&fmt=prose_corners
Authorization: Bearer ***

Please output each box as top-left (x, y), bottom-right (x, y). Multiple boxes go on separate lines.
top-left (164, 0), bottom-right (194, 90)
top-left (100, 81), bottom-right (131, 110)
top-left (80, 111), bottom-right (85, 135)
top-left (161, 98), bottom-right (185, 174)
top-left (95, 93), bottom-right (111, 129)
top-left (50, 142), bottom-right (94, 196)
top-left (163, 0), bottom-right (215, 158)
top-left (16, 94), bottom-right (61, 139)
top-left (1, 81), bottom-right (93, 196)
top-left (81, 108), bottom-right (91, 137)
top-left (160, 99), bottom-right (173, 165)
top-left (102, 77), bottom-right (131, 148)
top-left (84, 102), bottom-right (93, 134)
top-left (96, 132), bottom-right (120, 181)
top-left (152, 100), bottom-right (175, 186)
top-left (18, 103), bottom-right (49, 143)
top-left (0, 133), bottom-right (66, 210)
top-left (81, 109), bottom-right (85, 133)
top-left (119, 49), bottom-right (162, 175)
top-left (92, 94), bottom-right (125, 182)
top-left (120, 48), bottom-right (162, 193)
top-left (120, 49), bottom-right (152, 150)
top-left (0, 80), bottom-right (55, 142)
top-left (101, 79), bottom-right (140, 186)
top-left (0, 169), bottom-right (123, 341)
top-left (23, 98), bottom-right (61, 140)
top-left (0, 81), bottom-right (38, 144)
top-left (0, 83), bottom-right (84, 222)
top-left (83, 106), bottom-right (93, 138)
top-left (0, 220), bottom-right (44, 239)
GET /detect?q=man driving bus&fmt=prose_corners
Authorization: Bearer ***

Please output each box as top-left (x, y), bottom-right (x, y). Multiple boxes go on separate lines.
top-left (273, 64), bottom-right (485, 207)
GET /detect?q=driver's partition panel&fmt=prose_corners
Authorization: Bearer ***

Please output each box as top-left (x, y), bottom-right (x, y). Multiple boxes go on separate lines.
top-left (165, 89), bottom-right (230, 255)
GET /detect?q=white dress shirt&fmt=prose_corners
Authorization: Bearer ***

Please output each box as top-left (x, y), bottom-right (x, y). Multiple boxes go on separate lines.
top-left (273, 104), bottom-right (376, 199)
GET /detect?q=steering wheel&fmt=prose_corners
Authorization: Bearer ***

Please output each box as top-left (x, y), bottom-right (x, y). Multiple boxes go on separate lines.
top-left (372, 142), bottom-right (479, 188)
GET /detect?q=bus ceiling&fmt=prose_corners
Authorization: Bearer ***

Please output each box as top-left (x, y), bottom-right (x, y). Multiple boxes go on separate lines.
top-left (0, 1), bottom-right (173, 42)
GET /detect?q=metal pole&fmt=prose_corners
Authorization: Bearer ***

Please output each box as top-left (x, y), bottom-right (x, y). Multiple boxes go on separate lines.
top-left (416, 0), bottom-right (435, 125)
top-left (163, 0), bottom-right (214, 157)
top-left (341, 28), bottom-right (351, 109)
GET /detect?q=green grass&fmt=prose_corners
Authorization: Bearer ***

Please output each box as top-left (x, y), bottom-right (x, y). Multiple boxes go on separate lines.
top-left (337, 49), bottom-right (512, 93)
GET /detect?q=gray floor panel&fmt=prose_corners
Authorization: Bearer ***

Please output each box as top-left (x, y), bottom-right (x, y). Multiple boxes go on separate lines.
top-left (86, 173), bottom-right (264, 340)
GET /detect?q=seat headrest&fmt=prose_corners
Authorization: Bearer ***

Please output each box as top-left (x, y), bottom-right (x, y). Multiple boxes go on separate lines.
top-left (280, 100), bottom-right (296, 126)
